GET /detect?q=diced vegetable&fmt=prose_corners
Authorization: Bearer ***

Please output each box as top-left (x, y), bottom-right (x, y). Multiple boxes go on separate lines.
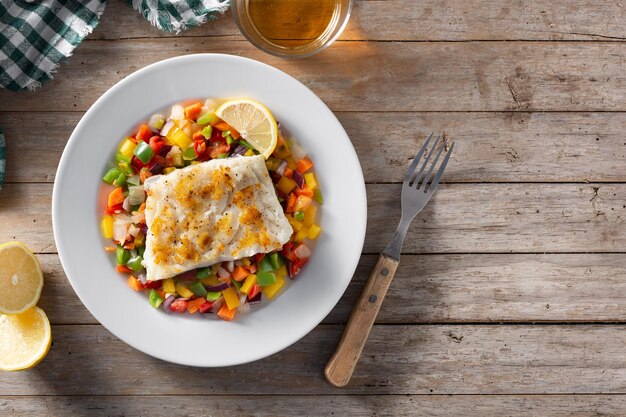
top-left (313, 188), bottom-right (323, 204)
top-left (188, 281), bottom-right (208, 297)
top-left (292, 170), bottom-right (305, 188)
top-left (119, 139), bottom-right (137, 159)
top-left (128, 186), bottom-right (145, 205)
top-left (182, 146), bottom-right (197, 161)
top-left (307, 225), bottom-right (322, 240)
top-left (294, 195), bottom-right (312, 212)
top-left (201, 125), bottom-right (213, 139)
top-left (134, 141), bottom-right (154, 164)
top-left (270, 252), bottom-right (283, 270)
top-left (287, 215), bottom-right (303, 232)
top-left (101, 215), bottom-right (114, 239)
top-left (175, 282), bottom-right (194, 299)
top-left (162, 278), bottom-right (175, 294)
top-left (197, 112), bottom-right (218, 126)
top-left (116, 246), bottom-right (130, 265)
top-left (148, 290), bottom-right (163, 308)
top-left (222, 287), bottom-right (240, 310)
top-left (186, 297), bottom-right (206, 314)
top-left (198, 301), bottom-right (213, 314)
top-left (240, 274), bottom-right (257, 295)
top-left (262, 275), bottom-right (285, 299)
top-left (148, 114), bottom-right (165, 132)
top-left (184, 102), bottom-right (203, 121)
top-left (258, 256), bottom-right (274, 273)
top-left (196, 267), bottom-right (211, 279)
top-left (217, 303), bottom-right (236, 321)
top-left (206, 291), bottom-right (222, 301)
top-left (276, 176), bottom-right (297, 194)
top-left (294, 211), bottom-right (305, 222)
top-left (135, 125), bottom-right (153, 142)
top-left (303, 206), bottom-right (317, 227)
top-left (102, 167), bottom-right (122, 184)
top-left (232, 266), bottom-right (249, 281)
top-left (169, 298), bottom-right (187, 313)
top-left (256, 271), bottom-right (277, 287)
top-left (294, 227), bottom-right (308, 242)
top-left (128, 275), bottom-right (145, 291)
top-left (107, 187), bottom-right (125, 208)
top-left (294, 243), bottom-right (312, 259)
top-left (126, 255), bottom-right (143, 271)
top-left (169, 128), bottom-right (193, 149)
top-left (304, 173), bottom-right (318, 190)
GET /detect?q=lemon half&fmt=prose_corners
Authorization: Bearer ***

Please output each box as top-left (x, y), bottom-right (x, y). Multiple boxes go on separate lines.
top-left (0, 241), bottom-right (43, 315)
top-left (0, 307), bottom-right (51, 371)
top-left (216, 99), bottom-right (278, 159)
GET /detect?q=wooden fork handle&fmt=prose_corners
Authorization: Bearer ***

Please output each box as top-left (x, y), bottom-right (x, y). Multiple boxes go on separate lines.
top-left (325, 254), bottom-right (399, 387)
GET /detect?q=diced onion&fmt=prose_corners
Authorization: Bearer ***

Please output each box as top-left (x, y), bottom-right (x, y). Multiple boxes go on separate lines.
top-left (113, 223), bottom-right (129, 244)
top-left (148, 114), bottom-right (165, 132)
top-left (162, 295), bottom-right (176, 313)
top-left (294, 243), bottom-right (312, 259)
top-left (160, 120), bottom-right (175, 137)
top-left (122, 197), bottom-right (131, 212)
top-left (226, 260), bottom-right (235, 272)
top-left (128, 225), bottom-right (139, 237)
top-left (171, 105), bottom-right (184, 121)
top-left (217, 267), bottom-right (230, 279)
top-left (137, 272), bottom-right (147, 285)
top-left (204, 99), bottom-right (217, 109)
top-left (128, 185), bottom-right (146, 205)
top-left (131, 211), bottom-right (145, 224)
top-left (276, 160), bottom-right (287, 176)
top-left (290, 140), bottom-right (307, 160)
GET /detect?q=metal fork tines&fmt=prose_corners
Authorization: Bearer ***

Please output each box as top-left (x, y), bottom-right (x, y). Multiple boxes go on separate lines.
top-left (382, 133), bottom-right (454, 260)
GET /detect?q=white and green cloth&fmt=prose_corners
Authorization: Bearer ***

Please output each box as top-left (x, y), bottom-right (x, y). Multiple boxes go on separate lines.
top-left (0, 0), bottom-right (228, 91)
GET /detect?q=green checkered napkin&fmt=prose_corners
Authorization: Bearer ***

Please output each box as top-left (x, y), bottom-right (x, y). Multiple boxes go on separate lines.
top-left (0, 0), bottom-right (228, 91)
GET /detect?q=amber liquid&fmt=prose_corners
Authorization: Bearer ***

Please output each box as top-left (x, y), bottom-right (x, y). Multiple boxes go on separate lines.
top-left (247, 0), bottom-right (338, 47)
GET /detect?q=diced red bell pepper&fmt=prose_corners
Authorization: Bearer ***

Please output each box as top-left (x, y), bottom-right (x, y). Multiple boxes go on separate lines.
top-left (247, 283), bottom-right (261, 300)
top-left (116, 265), bottom-right (133, 273)
top-left (288, 258), bottom-right (307, 279)
top-left (208, 142), bottom-right (230, 159)
top-left (192, 131), bottom-right (205, 141)
top-left (131, 155), bottom-right (147, 170)
top-left (135, 124), bottom-right (153, 142)
top-left (143, 280), bottom-right (161, 289)
top-left (149, 135), bottom-right (166, 154)
top-left (255, 253), bottom-right (265, 262)
top-left (194, 139), bottom-right (207, 156)
top-left (105, 203), bottom-right (124, 215)
top-left (198, 301), bottom-right (213, 314)
top-left (169, 299), bottom-right (187, 313)
top-left (280, 242), bottom-right (296, 261)
top-left (184, 102), bottom-right (203, 121)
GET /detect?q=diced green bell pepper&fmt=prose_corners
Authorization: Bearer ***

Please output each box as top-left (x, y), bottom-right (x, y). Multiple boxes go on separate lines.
top-left (188, 281), bottom-right (208, 297)
top-left (116, 153), bottom-right (132, 164)
top-left (257, 271), bottom-right (277, 287)
top-left (113, 172), bottom-right (127, 187)
top-left (182, 146), bottom-right (197, 161)
top-left (206, 291), bottom-right (221, 301)
top-left (201, 125), bottom-right (213, 139)
top-left (197, 112), bottom-right (218, 126)
top-left (126, 255), bottom-right (143, 271)
top-left (231, 278), bottom-right (242, 291)
top-left (116, 246), bottom-right (130, 265)
top-left (134, 141), bottom-right (154, 164)
top-left (269, 252), bottom-right (284, 270)
top-left (258, 255), bottom-right (274, 273)
top-left (196, 267), bottom-right (211, 279)
top-left (148, 290), bottom-right (163, 309)
top-left (294, 211), bottom-right (305, 222)
top-left (313, 188), bottom-right (323, 204)
top-left (102, 167), bottom-right (122, 184)
top-left (239, 139), bottom-right (253, 149)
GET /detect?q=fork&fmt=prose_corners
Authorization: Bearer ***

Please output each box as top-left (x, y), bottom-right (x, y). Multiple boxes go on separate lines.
top-left (324, 133), bottom-right (454, 387)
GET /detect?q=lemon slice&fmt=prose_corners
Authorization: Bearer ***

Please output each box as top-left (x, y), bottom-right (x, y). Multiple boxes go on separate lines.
top-left (0, 307), bottom-right (51, 371)
top-left (0, 242), bottom-right (43, 315)
top-left (216, 99), bottom-right (278, 158)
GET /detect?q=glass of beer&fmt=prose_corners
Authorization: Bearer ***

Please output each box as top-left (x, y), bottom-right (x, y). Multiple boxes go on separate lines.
top-left (231, 0), bottom-right (353, 58)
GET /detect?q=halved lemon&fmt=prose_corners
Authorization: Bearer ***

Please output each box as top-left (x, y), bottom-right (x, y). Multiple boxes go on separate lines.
top-left (0, 241), bottom-right (43, 315)
top-left (0, 306), bottom-right (51, 371)
top-left (216, 99), bottom-right (278, 158)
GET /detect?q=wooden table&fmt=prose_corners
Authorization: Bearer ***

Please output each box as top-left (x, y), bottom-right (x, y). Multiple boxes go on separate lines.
top-left (2, 1), bottom-right (626, 415)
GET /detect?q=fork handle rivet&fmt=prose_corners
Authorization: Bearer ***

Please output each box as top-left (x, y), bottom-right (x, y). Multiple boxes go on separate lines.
top-left (369, 295), bottom-right (378, 303)
top-left (381, 268), bottom-right (389, 276)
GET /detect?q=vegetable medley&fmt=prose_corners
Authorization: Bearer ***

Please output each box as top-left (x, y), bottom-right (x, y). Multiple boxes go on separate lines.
top-left (100, 99), bottom-right (322, 320)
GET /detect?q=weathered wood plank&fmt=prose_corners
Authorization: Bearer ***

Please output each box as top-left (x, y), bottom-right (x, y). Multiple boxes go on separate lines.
top-left (1, 41), bottom-right (625, 112)
top-left (4, 394), bottom-right (626, 417)
top-left (35, 253), bottom-right (626, 325)
top-left (2, 111), bottom-right (626, 184)
top-left (3, 183), bottom-right (624, 254)
top-left (94, 0), bottom-right (626, 42)
top-left (1, 324), bottom-right (625, 395)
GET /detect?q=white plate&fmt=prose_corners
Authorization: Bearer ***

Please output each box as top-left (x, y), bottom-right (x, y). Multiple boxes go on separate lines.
top-left (52, 54), bottom-right (367, 367)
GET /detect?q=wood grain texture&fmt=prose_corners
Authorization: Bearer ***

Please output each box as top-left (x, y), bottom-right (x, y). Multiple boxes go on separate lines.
top-left (4, 395), bottom-right (626, 417)
top-left (3, 183), bottom-right (624, 254)
top-left (36, 253), bottom-right (626, 325)
top-left (3, 111), bottom-right (626, 184)
top-left (93, 0), bottom-right (626, 42)
top-left (326, 255), bottom-right (399, 387)
top-left (1, 41), bottom-right (626, 112)
top-left (2, 324), bottom-right (626, 395)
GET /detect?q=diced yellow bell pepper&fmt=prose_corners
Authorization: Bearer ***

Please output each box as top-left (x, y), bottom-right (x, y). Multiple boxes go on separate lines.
top-left (101, 215), bottom-right (114, 239)
top-left (162, 278), bottom-right (176, 294)
top-left (307, 224), bottom-right (322, 240)
top-left (244, 149), bottom-right (255, 157)
top-left (222, 287), bottom-right (240, 310)
top-left (240, 274), bottom-right (257, 295)
top-left (242, 258), bottom-right (251, 267)
top-left (276, 176), bottom-right (297, 194)
top-left (287, 215), bottom-right (303, 232)
top-left (295, 227), bottom-right (308, 242)
top-left (304, 173), bottom-right (318, 190)
top-left (119, 138), bottom-right (137, 159)
top-left (168, 127), bottom-right (193, 149)
top-left (276, 265), bottom-right (288, 280)
top-left (303, 206), bottom-right (317, 227)
top-left (175, 282), bottom-right (194, 299)
top-left (163, 167), bottom-right (176, 174)
top-left (287, 158), bottom-right (297, 170)
top-left (262, 274), bottom-right (285, 300)
top-left (266, 157), bottom-right (280, 171)
top-left (199, 275), bottom-right (220, 287)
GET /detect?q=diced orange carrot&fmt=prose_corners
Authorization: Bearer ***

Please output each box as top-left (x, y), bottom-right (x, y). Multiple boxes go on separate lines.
top-left (232, 266), bottom-right (249, 282)
top-left (116, 265), bottom-right (132, 273)
top-left (187, 297), bottom-right (206, 314)
top-left (104, 246), bottom-right (117, 252)
top-left (136, 124), bottom-right (153, 142)
top-left (286, 193), bottom-right (297, 213)
top-left (213, 121), bottom-right (231, 131)
top-left (229, 127), bottom-right (241, 139)
top-left (157, 290), bottom-right (166, 300)
top-left (284, 168), bottom-right (294, 178)
top-left (296, 157), bottom-right (314, 174)
top-left (247, 264), bottom-right (258, 274)
top-left (184, 102), bottom-right (203, 121)
top-left (107, 187), bottom-right (125, 208)
top-left (217, 303), bottom-right (236, 321)
top-left (295, 186), bottom-right (314, 197)
top-left (128, 275), bottom-right (145, 291)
